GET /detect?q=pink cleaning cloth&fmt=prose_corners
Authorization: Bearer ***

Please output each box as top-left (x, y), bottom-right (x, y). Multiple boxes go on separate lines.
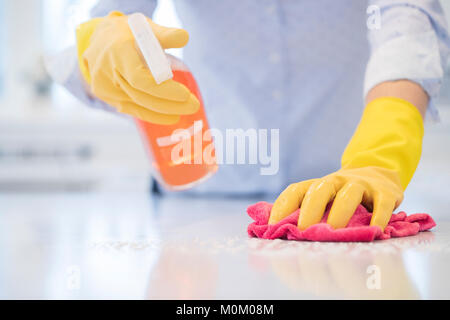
top-left (247, 202), bottom-right (436, 242)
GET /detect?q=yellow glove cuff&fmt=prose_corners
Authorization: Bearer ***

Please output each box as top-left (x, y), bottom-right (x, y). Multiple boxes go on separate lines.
top-left (341, 97), bottom-right (424, 190)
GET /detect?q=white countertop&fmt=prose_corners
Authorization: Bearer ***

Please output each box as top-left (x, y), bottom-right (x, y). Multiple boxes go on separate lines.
top-left (1, 189), bottom-right (449, 300)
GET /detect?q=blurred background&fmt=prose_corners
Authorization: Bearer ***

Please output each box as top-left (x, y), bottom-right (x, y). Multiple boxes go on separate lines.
top-left (0, 0), bottom-right (184, 192)
top-left (0, 0), bottom-right (449, 194)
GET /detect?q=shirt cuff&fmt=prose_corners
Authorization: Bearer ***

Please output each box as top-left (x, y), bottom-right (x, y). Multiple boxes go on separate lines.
top-left (364, 30), bottom-right (444, 122)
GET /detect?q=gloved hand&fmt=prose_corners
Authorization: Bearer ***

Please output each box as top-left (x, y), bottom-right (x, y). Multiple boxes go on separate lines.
top-left (269, 97), bottom-right (424, 231)
top-left (76, 11), bottom-right (200, 124)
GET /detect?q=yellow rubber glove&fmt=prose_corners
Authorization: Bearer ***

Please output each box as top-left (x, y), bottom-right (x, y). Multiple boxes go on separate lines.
top-left (269, 97), bottom-right (424, 231)
top-left (76, 11), bottom-right (200, 124)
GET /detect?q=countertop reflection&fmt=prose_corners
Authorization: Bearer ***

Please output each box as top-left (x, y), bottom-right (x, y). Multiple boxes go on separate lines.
top-left (0, 192), bottom-right (449, 299)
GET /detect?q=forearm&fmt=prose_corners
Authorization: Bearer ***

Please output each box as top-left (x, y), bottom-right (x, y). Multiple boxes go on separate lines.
top-left (366, 80), bottom-right (429, 119)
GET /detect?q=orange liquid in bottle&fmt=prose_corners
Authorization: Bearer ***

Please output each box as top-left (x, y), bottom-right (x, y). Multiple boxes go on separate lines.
top-left (135, 69), bottom-right (218, 190)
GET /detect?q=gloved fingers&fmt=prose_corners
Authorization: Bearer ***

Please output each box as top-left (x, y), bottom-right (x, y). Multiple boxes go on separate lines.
top-left (116, 100), bottom-right (181, 125)
top-left (90, 68), bottom-right (130, 102)
top-left (126, 67), bottom-right (191, 102)
top-left (369, 194), bottom-right (396, 231)
top-left (298, 180), bottom-right (336, 230)
top-left (108, 12), bottom-right (189, 49)
top-left (114, 43), bottom-right (191, 102)
top-left (327, 182), bottom-right (365, 229)
top-left (115, 73), bottom-right (200, 115)
top-left (268, 180), bottom-right (315, 225)
top-left (147, 18), bottom-right (189, 49)
top-left (106, 11), bottom-right (124, 18)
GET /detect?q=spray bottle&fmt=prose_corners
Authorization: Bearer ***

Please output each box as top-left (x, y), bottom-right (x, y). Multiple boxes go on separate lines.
top-left (128, 13), bottom-right (217, 190)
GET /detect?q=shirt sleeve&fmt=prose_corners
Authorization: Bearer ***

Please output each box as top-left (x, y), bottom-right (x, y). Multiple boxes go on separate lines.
top-left (364, 0), bottom-right (450, 120)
